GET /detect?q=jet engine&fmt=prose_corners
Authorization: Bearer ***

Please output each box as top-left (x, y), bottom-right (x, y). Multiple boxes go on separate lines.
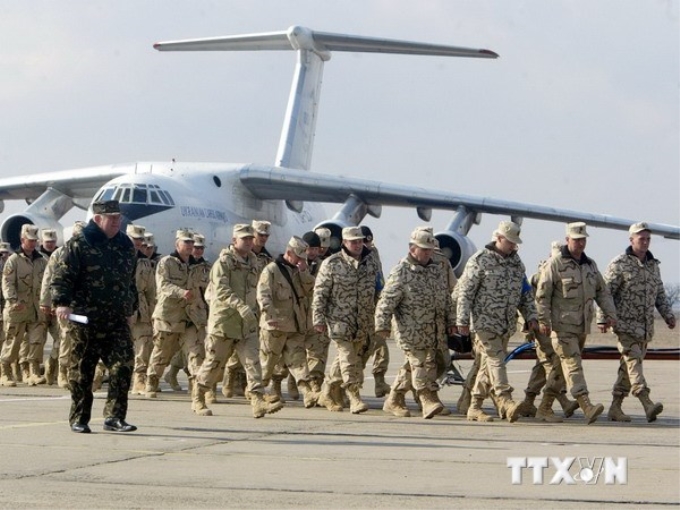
top-left (313, 220), bottom-right (348, 253)
top-left (434, 230), bottom-right (477, 277)
top-left (1, 213), bottom-right (63, 250)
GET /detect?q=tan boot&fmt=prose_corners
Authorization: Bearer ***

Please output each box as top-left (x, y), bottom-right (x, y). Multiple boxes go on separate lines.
top-left (13, 362), bottom-right (22, 383)
top-left (145, 373), bottom-right (159, 398)
top-left (205, 383), bottom-right (217, 404)
top-left (576, 394), bottom-right (604, 425)
top-left (317, 381), bottom-right (343, 412)
top-left (637, 390), bottom-right (663, 422)
top-left (467, 397), bottom-right (495, 422)
top-left (433, 391), bottom-right (452, 416)
top-left (298, 381), bottom-right (318, 409)
top-left (535, 394), bottom-right (563, 423)
top-left (556, 392), bottom-right (580, 418)
top-left (607, 394), bottom-right (632, 422)
top-left (131, 373), bottom-right (146, 395)
top-left (271, 376), bottom-right (284, 403)
top-left (287, 373), bottom-right (300, 401)
top-left (192, 382), bottom-right (213, 416)
top-left (310, 378), bottom-right (322, 393)
top-left (235, 370), bottom-right (247, 397)
top-left (374, 372), bottom-right (391, 398)
top-left (498, 394), bottom-right (523, 423)
top-left (383, 389), bottom-right (411, 417)
top-left (163, 365), bottom-right (182, 391)
top-left (418, 388), bottom-right (444, 419)
top-left (221, 368), bottom-right (236, 398)
top-left (57, 365), bottom-right (69, 389)
top-left (251, 392), bottom-right (284, 418)
top-left (28, 361), bottom-right (46, 386)
top-left (346, 384), bottom-right (369, 414)
top-left (20, 362), bottom-right (30, 384)
top-left (45, 358), bottom-right (58, 385)
top-left (456, 387), bottom-right (471, 415)
top-left (0, 363), bottom-right (16, 387)
top-left (519, 392), bottom-right (537, 417)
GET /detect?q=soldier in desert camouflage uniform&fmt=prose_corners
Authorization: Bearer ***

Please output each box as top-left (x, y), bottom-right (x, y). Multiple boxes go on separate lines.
top-left (376, 228), bottom-right (456, 419)
top-left (0, 242), bottom-right (11, 353)
top-left (313, 226), bottom-right (382, 414)
top-left (600, 222), bottom-right (675, 423)
top-left (51, 200), bottom-right (138, 433)
top-left (457, 221), bottom-right (537, 423)
top-left (37, 229), bottom-right (61, 385)
top-left (536, 222), bottom-right (617, 424)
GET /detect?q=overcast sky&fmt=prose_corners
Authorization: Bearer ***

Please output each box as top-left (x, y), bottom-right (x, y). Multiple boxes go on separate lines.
top-left (1, 0), bottom-right (678, 283)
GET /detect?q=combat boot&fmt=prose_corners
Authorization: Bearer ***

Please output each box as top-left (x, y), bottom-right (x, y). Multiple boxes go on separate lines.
top-left (433, 391), bottom-right (452, 416)
top-left (456, 387), bottom-right (472, 415)
top-left (251, 392), bottom-right (284, 419)
top-left (28, 361), bottom-right (46, 386)
top-left (45, 358), bottom-right (58, 385)
top-left (576, 394), bottom-right (604, 424)
top-left (556, 392), bottom-right (580, 418)
top-left (192, 382), bottom-right (213, 416)
top-left (418, 388), bottom-right (444, 419)
top-left (235, 370), bottom-right (247, 397)
top-left (374, 372), bottom-right (391, 398)
top-left (287, 373), bottom-right (300, 401)
top-left (271, 376), bottom-right (284, 403)
top-left (145, 373), bottom-right (160, 398)
top-left (205, 383), bottom-right (218, 404)
top-left (519, 392), bottom-right (538, 417)
top-left (383, 389), bottom-right (411, 417)
top-left (637, 389), bottom-right (663, 422)
top-left (20, 362), bottom-right (30, 384)
top-left (498, 394), bottom-right (524, 423)
top-left (298, 381), bottom-right (318, 409)
top-left (221, 368), bottom-right (236, 398)
top-left (535, 394), bottom-right (563, 423)
top-left (317, 381), bottom-right (343, 412)
top-left (346, 384), bottom-right (369, 414)
top-left (131, 373), bottom-right (145, 395)
top-left (0, 363), bottom-right (16, 387)
top-left (607, 394), bottom-right (631, 422)
top-left (467, 397), bottom-right (494, 422)
top-left (57, 365), bottom-right (69, 389)
top-left (163, 365), bottom-right (182, 391)
top-left (310, 378), bottom-right (322, 393)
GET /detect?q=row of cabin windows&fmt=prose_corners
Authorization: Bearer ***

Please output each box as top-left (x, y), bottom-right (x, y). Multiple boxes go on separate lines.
top-left (94, 184), bottom-right (175, 206)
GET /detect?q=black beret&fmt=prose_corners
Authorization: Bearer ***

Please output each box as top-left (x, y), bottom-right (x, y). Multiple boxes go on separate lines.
top-left (360, 225), bottom-right (373, 242)
top-left (302, 231), bottom-right (321, 248)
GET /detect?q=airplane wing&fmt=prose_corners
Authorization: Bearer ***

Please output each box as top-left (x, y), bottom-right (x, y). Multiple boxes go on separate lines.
top-left (239, 165), bottom-right (680, 240)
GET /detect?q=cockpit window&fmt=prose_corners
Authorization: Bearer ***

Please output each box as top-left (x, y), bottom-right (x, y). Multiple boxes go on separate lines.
top-left (93, 183), bottom-right (174, 207)
top-left (149, 190), bottom-right (162, 204)
top-left (132, 185), bottom-right (147, 204)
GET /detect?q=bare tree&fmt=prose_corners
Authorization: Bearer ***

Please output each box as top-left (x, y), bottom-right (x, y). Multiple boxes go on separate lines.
top-left (664, 283), bottom-right (680, 310)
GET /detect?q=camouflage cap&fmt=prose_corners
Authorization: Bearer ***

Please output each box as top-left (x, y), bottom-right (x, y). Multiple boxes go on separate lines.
top-left (175, 229), bottom-right (194, 242)
top-left (550, 240), bottom-right (563, 257)
top-left (252, 220), bottom-right (271, 235)
top-left (233, 223), bottom-right (255, 239)
top-left (72, 221), bottom-right (87, 237)
top-left (496, 220), bottom-right (522, 244)
top-left (342, 226), bottom-right (364, 241)
top-left (409, 228), bottom-right (437, 249)
top-left (414, 225), bottom-right (434, 234)
top-left (143, 232), bottom-right (155, 246)
top-left (287, 235), bottom-right (309, 260)
top-left (566, 221), bottom-right (589, 239)
top-left (20, 224), bottom-right (39, 240)
top-left (92, 200), bottom-right (121, 215)
top-left (126, 224), bottom-right (146, 239)
top-left (193, 233), bottom-right (205, 247)
top-left (629, 222), bottom-right (651, 236)
top-left (314, 227), bottom-right (332, 248)
top-left (41, 229), bottom-right (58, 242)
top-left (0, 241), bottom-right (10, 253)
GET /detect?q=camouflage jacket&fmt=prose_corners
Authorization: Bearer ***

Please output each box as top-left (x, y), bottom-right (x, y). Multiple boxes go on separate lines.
top-left (3, 248), bottom-right (48, 324)
top-left (597, 247), bottom-right (673, 341)
top-left (207, 245), bottom-right (259, 339)
top-left (433, 251), bottom-right (458, 293)
top-left (257, 255), bottom-right (315, 333)
top-left (312, 245), bottom-right (382, 342)
top-left (536, 246), bottom-right (616, 334)
top-left (40, 245), bottom-right (64, 308)
top-left (132, 252), bottom-right (156, 325)
top-left (152, 252), bottom-right (197, 332)
top-left (51, 220), bottom-right (137, 323)
top-left (186, 257), bottom-right (211, 328)
top-left (375, 254), bottom-right (455, 351)
top-left (253, 246), bottom-right (274, 275)
top-left (456, 243), bottom-right (536, 336)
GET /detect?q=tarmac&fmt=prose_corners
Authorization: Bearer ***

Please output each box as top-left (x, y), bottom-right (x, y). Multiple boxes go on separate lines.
top-left (0, 354), bottom-right (678, 509)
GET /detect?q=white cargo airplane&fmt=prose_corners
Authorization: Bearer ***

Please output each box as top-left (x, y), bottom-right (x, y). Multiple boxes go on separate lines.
top-left (0, 26), bottom-right (677, 275)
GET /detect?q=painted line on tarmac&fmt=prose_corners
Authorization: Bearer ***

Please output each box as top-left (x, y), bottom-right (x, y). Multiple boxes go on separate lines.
top-left (0, 396), bottom-right (70, 403)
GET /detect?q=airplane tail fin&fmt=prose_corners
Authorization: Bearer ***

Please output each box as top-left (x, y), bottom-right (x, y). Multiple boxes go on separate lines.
top-left (154, 26), bottom-right (497, 172)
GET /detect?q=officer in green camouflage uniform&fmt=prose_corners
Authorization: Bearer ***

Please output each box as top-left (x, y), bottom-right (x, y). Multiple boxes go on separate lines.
top-left (376, 228), bottom-right (456, 419)
top-left (600, 222), bottom-right (675, 423)
top-left (536, 222), bottom-right (617, 425)
top-left (51, 200), bottom-right (138, 433)
top-left (457, 221), bottom-right (537, 423)
top-left (313, 226), bottom-right (382, 414)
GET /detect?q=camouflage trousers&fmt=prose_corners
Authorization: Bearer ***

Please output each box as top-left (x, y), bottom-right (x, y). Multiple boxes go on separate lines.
top-left (58, 317), bottom-right (73, 369)
top-left (390, 347), bottom-right (439, 393)
top-left (612, 333), bottom-right (649, 397)
top-left (260, 330), bottom-right (310, 385)
top-left (472, 330), bottom-right (513, 399)
top-left (524, 331), bottom-right (568, 398)
top-left (68, 320), bottom-right (134, 425)
top-left (131, 322), bottom-right (153, 375)
top-left (1, 320), bottom-right (45, 365)
top-left (196, 331), bottom-right (264, 394)
top-left (328, 336), bottom-right (371, 388)
top-left (370, 332), bottom-right (390, 375)
top-left (305, 328), bottom-right (330, 384)
top-left (392, 345), bottom-right (450, 391)
top-left (147, 325), bottom-right (205, 379)
top-left (44, 317), bottom-right (61, 362)
top-left (552, 331), bottom-right (588, 398)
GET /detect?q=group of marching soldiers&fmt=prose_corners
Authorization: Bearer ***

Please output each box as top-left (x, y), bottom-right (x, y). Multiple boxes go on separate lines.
top-left (0, 212), bottom-right (675, 426)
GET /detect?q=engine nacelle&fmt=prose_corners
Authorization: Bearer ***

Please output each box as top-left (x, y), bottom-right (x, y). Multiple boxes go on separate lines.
top-left (313, 220), bottom-right (350, 254)
top-left (1, 213), bottom-right (63, 251)
top-left (434, 231), bottom-right (477, 277)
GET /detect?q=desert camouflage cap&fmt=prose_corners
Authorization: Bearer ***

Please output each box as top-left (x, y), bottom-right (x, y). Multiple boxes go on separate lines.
top-left (233, 223), bottom-right (255, 239)
top-left (92, 200), bottom-right (121, 215)
top-left (126, 224), bottom-right (146, 239)
top-left (629, 222), bottom-right (651, 236)
top-left (143, 232), bottom-right (155, 246)
top-left (252, 220), bottom-right (271, 235)
top-left (550, 240), bottom-right (563, 257)
top-left (414, 225), bottom-right (434, 234)
top-left (0, 241), bottom-right (10, 253)
top-left (409, 228), bottom-right (437, 249)
top-left (314, 227), bottom-right (332, 248)
top-left (21, 224), bottom-right (39, 240)
top-left (342, 226), bottom-right (364, 241)
top-left (287, 235), bottom-right (309, 260)
top-left (566, 221), bottom-right (589, 239)
top-left (193, 233), bottom-right (205, 247)
top-left (496, 220), bottom-right (522, 244)
top-left (175, 229), bottom-right (194, 242)
top-left (41, 229), bottom-right (57, 242)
